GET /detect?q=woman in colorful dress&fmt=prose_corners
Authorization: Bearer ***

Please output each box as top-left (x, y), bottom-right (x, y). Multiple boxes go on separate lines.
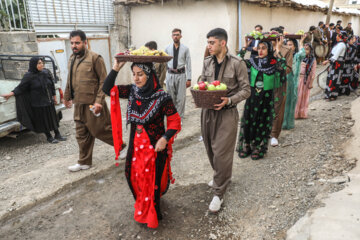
top-left (322, 31), bottom-right (348, 101)
top-left (282, 35), bottom-right (307, 129)
top-left (237, 38), bottom-right (286, 160)
top-left (102, 60), bottom-right (181, 228)
top-left (341, 35), bottom-right (357, 95)
top-left (294, 43), bottom-right (317, 119)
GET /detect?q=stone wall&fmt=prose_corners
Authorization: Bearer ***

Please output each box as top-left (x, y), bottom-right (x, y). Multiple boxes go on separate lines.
top-left (0, 32), bottom-right (38, 54)
top-left (110, 4), bottom-right (133, 84)
top-left (0, 32), bottom-right (38, 80)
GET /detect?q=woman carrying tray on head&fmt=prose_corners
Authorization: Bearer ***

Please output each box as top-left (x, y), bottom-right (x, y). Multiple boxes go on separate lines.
top-left (282, 34), bottom-right (307, 129)
top-left (102, 57), bottom-right (181, 229)
top-left (322, 31), bottom-right (348, 101)
top-left (294, 43), bottom-right (317, 119)
top-left (237, 37), bottom-right (286, 160)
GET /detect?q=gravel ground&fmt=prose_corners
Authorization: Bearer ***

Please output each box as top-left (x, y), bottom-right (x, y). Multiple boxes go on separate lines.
top-left (0, 90), bottom-right (358, 240)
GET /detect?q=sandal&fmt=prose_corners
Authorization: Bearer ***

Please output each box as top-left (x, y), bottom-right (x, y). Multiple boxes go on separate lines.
top-left (238, 144), bottom-right (252, 158)
top-left (251, 149), bottom-right (264, 160)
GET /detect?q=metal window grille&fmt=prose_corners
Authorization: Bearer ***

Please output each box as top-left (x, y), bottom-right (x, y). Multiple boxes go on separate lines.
top-left (26, 0), bottom-right (114, 34)
top-left (0, 0), bottom-right (32, 31)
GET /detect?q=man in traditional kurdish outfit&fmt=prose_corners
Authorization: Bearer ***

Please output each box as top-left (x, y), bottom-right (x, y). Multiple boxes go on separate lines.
top-left (201, 28), bottom-right (250, 213)
top-left (270, 28), bottom-right (294, 147)
top-left (145, 41), bottom-right (167, 88)
top-left (63, 30), bottom-right (125, 172)
top-left (304, 26), bottom-right (316, 45)
top-left (165, 28), bottom-right (192, 120)
top-left (313, 21), bottom-right (327, 64)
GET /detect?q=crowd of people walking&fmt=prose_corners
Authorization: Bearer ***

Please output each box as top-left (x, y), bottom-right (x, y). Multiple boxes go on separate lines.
top-left (1, 19), bottom-right (359, 229)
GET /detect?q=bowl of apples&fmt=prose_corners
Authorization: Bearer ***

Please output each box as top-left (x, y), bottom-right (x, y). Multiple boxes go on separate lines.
top-left (190, 80), bottom-right (228, 109)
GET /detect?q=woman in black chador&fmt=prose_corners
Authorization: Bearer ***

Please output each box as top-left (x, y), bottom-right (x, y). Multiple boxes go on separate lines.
top-left (1, 57), bottom-right (66, 143)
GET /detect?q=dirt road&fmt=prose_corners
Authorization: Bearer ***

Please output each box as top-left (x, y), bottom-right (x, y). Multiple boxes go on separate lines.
top-left (0, 91), bottom-right (357, 239)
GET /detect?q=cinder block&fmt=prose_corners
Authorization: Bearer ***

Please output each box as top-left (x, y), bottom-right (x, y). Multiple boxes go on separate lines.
top-left (23, 42), bottom-right (38, 53)
top-left (28, 33), bottom-right (36, 42)
top-left (10, 33), bottom-right (29, 43)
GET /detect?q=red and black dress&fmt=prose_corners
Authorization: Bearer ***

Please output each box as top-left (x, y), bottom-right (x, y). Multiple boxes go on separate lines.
top-left (103, 63), bottom-right (181, 229)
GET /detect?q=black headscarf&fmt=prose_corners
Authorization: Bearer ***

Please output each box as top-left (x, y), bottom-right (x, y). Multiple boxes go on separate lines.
top-left (131, 62), bottom-right (161, 97)
top-left (127, 62), bottom-right (172, 125)
top-left (338, 31), bottom-right (348, 42)
top-left (28, 57), bottom-right (42, 73)
top-left (302, 43), bottom-right (315, 84)
top-left (249, 41), bottom-right (277, 75)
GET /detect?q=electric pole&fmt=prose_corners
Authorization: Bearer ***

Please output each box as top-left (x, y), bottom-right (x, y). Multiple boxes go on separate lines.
top-left (326, 0), bottom-right (335, 25)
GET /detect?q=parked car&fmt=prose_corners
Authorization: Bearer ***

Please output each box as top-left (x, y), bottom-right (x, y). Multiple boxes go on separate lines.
top-left (0, 54), bottom-right (66, 138)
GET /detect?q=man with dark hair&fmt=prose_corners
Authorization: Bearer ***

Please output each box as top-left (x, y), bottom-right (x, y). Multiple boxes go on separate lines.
top-left (313, 21), bottom-right (326, 63)
top-left (345, 23), bottom-right (354, 36)
top-left (325, 23), bottom-right (335, 57)
top-left (247, 24), bottom-right (263, 57)
top-left (145, 41), bottom-right (166, 88)
top-left (201, 28), bottom-right (250, 212)
top-left (331, 25), bottom-right (342, 48)
top-left (304, 26), bottom-right (316, 44)
top-left (64, 30), bottom-right (123, 172)
top-left (255, 24), bottom-right (263, 31)
top-left (336, 20), bottom-right (342, 28)
top-left (144, 41), bottom-right (157, 51)
top-left (165, 28), bottom-right (191, 120)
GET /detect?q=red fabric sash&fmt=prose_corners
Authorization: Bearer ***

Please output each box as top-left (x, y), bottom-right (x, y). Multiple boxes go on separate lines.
top-left (110, 86), bottom-right (124, 162)
top-left (161, 112), bottom-right (181, 191)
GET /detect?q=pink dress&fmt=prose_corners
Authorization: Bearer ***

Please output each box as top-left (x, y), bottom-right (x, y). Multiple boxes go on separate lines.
top-left (295, 61), bottom-right (317, 119)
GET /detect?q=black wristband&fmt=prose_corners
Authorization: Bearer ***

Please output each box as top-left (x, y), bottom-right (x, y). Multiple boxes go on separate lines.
top-left (162, 134), bottom-right (170, 142)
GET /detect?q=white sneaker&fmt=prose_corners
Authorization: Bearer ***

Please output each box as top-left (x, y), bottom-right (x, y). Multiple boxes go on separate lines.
top-left (68, 163), bottom-right (90, 172)
top-left (209, 195), bottom-right (223, 213)
top-left (208, 180), bottom-right (213, 187)
top-left (119, 147), bottom-right (127, 160)
top-left (271, 137), bottom-right (279, 147)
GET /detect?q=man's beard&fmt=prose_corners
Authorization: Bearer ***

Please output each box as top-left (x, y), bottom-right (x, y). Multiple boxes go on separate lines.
top-left (73, 48), bottom-right (85, 56)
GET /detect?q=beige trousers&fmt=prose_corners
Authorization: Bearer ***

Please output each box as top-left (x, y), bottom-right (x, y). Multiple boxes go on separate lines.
top-left (74, 102), bottom-right (113, 165)
top-left (201, 107), bottom-right (239, 197)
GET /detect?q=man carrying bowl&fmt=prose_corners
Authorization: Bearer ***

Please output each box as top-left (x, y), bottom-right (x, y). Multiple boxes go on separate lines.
top-left (200, 28), bottom-right (250, 213)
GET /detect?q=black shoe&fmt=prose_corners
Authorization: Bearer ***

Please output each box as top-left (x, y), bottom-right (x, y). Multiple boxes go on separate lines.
top-left (55, 134), bottom-right (67, 141)
top-left (47, 137), bottom-right (59, 144)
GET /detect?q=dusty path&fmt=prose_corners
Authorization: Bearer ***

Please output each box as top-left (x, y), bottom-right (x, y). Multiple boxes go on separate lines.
top-left (0, 91), bottom-right (357, 239)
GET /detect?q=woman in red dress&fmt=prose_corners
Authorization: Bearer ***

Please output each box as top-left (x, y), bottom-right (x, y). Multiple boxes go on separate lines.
top-left (102, 59), bottom-right (181, 228)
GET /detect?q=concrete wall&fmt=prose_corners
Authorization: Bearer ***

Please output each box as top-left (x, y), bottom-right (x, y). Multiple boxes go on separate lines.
top-left (115, 0), bottom-right (238, 84)
top-left (0, 32), bottom-right (38, 80)
top-left (0, 32), bottom-right (38, 55)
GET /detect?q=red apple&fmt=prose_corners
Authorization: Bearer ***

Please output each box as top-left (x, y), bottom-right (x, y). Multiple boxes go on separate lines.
top-left (199, 82), bottom-right (207, 90)
top-left (213, 80), bottom-right (220, 86)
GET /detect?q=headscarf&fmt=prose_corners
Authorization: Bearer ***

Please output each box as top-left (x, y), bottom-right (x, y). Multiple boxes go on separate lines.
top-left (286, 39), bottom-right (299, 55)
top-left (249, 41), bottom-right (278, 75)
top-left (28, 57), bottom-right (52, 95)
top-left (127, 62), bottom-right (172, 125)
top-left (302, 43), bottom-right (315, 84)
top-left (337, 31), bottom-right (348, 42)
top-left (28, 57), bottom-right (42, 73)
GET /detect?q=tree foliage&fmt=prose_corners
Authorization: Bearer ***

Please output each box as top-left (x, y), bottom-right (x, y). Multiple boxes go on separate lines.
top-left (0, 0), bottom-right (30, 30)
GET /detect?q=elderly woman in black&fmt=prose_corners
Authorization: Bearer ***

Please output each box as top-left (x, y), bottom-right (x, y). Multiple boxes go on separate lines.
top-left (1, 57), bottom-right (66, 143)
